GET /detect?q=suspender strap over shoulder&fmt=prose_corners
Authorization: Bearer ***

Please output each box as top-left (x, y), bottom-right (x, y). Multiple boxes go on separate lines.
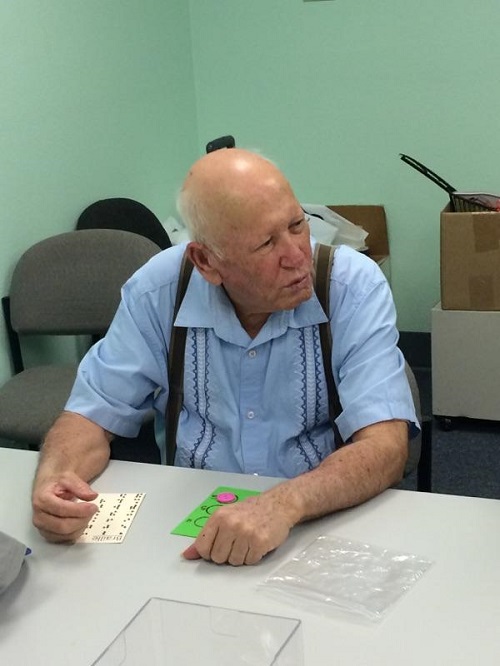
top-left (313, 243), bottom-right (345, 447)
top-left (165, 252), bottom-right (193, 465)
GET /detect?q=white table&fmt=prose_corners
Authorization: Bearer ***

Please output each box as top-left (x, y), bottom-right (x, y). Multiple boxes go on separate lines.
top-left (1, 447), bottom-right (500, 665)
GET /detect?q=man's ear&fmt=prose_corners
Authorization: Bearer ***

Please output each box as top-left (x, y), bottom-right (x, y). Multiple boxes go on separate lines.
top-left (186, 242), bottom-right (223, 285)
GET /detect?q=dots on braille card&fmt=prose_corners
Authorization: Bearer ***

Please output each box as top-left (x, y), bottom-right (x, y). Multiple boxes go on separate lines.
top-left (78, 493), bottom-right (145, 544)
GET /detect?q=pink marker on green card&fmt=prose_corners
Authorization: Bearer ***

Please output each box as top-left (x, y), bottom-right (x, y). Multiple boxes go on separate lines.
top-left (171, 486), bottom-right (261, 538)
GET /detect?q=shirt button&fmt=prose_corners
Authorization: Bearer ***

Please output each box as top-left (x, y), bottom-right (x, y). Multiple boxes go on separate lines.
top-left (248, 350), bottom-right (257, 358)
top-left (247, 410), bottom-right (255, 419)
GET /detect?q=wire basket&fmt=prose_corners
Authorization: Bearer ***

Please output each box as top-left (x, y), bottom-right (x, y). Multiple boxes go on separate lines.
top-left (400, 154), bottom-right (500, 213)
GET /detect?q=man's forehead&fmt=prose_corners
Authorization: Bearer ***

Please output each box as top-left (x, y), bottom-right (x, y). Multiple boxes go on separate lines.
top-left (223, 199), bottom-right (304, 238)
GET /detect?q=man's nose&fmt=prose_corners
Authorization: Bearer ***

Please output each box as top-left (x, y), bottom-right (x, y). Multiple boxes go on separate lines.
top-left (280, 236), bottom-right (305, 269)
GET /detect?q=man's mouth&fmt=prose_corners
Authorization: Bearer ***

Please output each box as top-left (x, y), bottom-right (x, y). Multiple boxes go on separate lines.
top-left (286, 274), bottom-right (310, 289)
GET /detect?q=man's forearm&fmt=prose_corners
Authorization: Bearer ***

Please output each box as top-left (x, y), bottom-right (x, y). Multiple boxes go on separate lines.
top-left (264, 420), bottom-right (408, 527)
top-left (35, 411), bottom-right (112, 484)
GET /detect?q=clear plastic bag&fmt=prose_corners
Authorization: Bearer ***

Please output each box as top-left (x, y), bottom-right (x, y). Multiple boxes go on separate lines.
top-left (301, 204), bottom-right (369, 250)
top-left (260, 535), bottom-right (433, 622)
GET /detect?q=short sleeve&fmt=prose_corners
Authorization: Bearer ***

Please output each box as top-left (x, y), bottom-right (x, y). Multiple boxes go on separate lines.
top-left (330, 247), bottom-right (419, 441)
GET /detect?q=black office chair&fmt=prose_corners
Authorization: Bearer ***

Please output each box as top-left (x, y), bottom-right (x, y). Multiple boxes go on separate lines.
top-left (417, 416), bottom-right (433, 493)
top-left (206, 135), bottom-right (235, 153)
top-left (0, 229), bottom-right (160, 450)
top-left (405, 364), bottom-right (433, 492)
top-left (77, 197), bottom-right (172, 250)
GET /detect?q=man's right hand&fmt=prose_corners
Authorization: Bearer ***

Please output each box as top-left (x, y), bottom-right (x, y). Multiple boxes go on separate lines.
top-left (32, 472), bottom-right (99, 543)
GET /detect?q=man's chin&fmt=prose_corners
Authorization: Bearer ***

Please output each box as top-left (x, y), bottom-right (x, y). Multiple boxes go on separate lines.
top-left (281, 285), bottom-right (313, 311)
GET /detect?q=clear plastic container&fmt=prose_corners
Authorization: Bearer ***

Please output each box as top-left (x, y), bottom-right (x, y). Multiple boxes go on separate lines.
top-left (92, 597), bottom-right (303, 665)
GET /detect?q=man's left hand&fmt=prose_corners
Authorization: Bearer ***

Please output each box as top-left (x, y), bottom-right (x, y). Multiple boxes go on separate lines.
top-left (182, 495), bottom-right (292, 566)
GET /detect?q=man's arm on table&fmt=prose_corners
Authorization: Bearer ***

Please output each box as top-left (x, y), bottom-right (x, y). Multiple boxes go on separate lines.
top-left (183, 419), bottom-right (408, 566)
top-left (32, 411), bottom-right (113, 542)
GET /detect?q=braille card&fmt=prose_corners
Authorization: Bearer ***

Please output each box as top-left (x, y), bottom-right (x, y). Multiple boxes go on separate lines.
top-left (78, 493), bottom-right (145, 543)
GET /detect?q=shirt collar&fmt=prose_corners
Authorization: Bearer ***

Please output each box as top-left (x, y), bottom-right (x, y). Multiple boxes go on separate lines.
top-left (175, 267), bottom-right (328, 348)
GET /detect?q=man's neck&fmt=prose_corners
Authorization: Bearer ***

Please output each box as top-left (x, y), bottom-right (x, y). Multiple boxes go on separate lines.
top-left (221, 285), bottom-right (270, 338)
top-left (237, 311), bottom-right (270, 339)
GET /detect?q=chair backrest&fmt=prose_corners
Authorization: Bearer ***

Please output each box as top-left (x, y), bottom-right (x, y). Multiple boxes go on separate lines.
top-left (404, 362), bottom-right (422, 476)
top-left (77, 197), bottom-right (172, 250)
top-left (8, 229), bottom-right (160, 336)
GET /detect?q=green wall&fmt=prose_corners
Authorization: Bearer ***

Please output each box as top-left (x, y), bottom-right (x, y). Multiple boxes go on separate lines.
top-left (189, 0), bottom-right (500, 332)
top-left (2, 0), bottom-right (499, 386)
top-left (0, 1), bottom-right (198, 383)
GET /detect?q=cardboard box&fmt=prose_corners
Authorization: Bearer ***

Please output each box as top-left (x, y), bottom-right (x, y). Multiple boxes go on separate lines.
top-left (327, 205), bottom-right (390, 282)
top-left (431, 303), bottom-right (500, 420)
top-left (441, 203), bottom-right (500, 310)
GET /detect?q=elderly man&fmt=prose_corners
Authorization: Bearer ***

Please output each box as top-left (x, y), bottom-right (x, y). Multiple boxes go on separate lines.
top-left (32, 148), bottom-right (418, 565)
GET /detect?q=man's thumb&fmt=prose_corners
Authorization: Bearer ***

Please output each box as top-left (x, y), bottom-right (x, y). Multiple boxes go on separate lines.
top-left (57, 475), bottom-right (98, 502)
top-left (182, 544), bottom-right (201, 560)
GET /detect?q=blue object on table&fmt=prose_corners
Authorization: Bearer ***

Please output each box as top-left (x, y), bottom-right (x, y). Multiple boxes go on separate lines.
top-left (0, 531), bottom-right (28, 595)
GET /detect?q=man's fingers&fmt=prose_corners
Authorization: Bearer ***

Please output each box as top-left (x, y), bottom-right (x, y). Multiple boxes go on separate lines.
top-left (209, 536), bottom-right (236, 565)
top-left (182, 544), bottom-right (202, 560)
top-left (34, 492), bottom-right (98, 520)
top-left (33, 473), bottom-right (99, 519)
top-left (33, 507), bottom-right (92, 540)
top-left (182, 536), bottom-right (248, 566)
top-left (31, 469), bottom-right (104, 543)
top-left (228, 540), bottom-right (250, 567)
top-left (244, 545), bottom-right (266, 565)
top-left (38, 525), bottom-right (88, 544)
top-left (32, 473), bottom-right (100, 543)
top-left (182, 523), bottom-right (223, 562)
top-left (54, 475), bottom-right (98, 503)
top-left (192, 524), bottom-right (220, 560)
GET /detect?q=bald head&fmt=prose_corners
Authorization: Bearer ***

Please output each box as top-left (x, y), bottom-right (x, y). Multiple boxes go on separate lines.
top-left (177, 149), bottom-right (298, 254)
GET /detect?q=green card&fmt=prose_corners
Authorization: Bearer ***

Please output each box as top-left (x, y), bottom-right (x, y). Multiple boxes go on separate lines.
top-left (171, 486), bottom-right (261, 538)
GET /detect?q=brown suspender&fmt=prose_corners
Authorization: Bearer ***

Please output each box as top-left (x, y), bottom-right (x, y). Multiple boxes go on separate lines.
top-left (314, 244), bottom-right (345, 447)
top-left (165, 253), bottom-right (193, 465)
top-left (164, 244), bottom-right (343, 465)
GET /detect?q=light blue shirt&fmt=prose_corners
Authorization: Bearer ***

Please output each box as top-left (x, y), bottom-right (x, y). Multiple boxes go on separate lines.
top-left (66, 242), bottom-right (418, 477)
